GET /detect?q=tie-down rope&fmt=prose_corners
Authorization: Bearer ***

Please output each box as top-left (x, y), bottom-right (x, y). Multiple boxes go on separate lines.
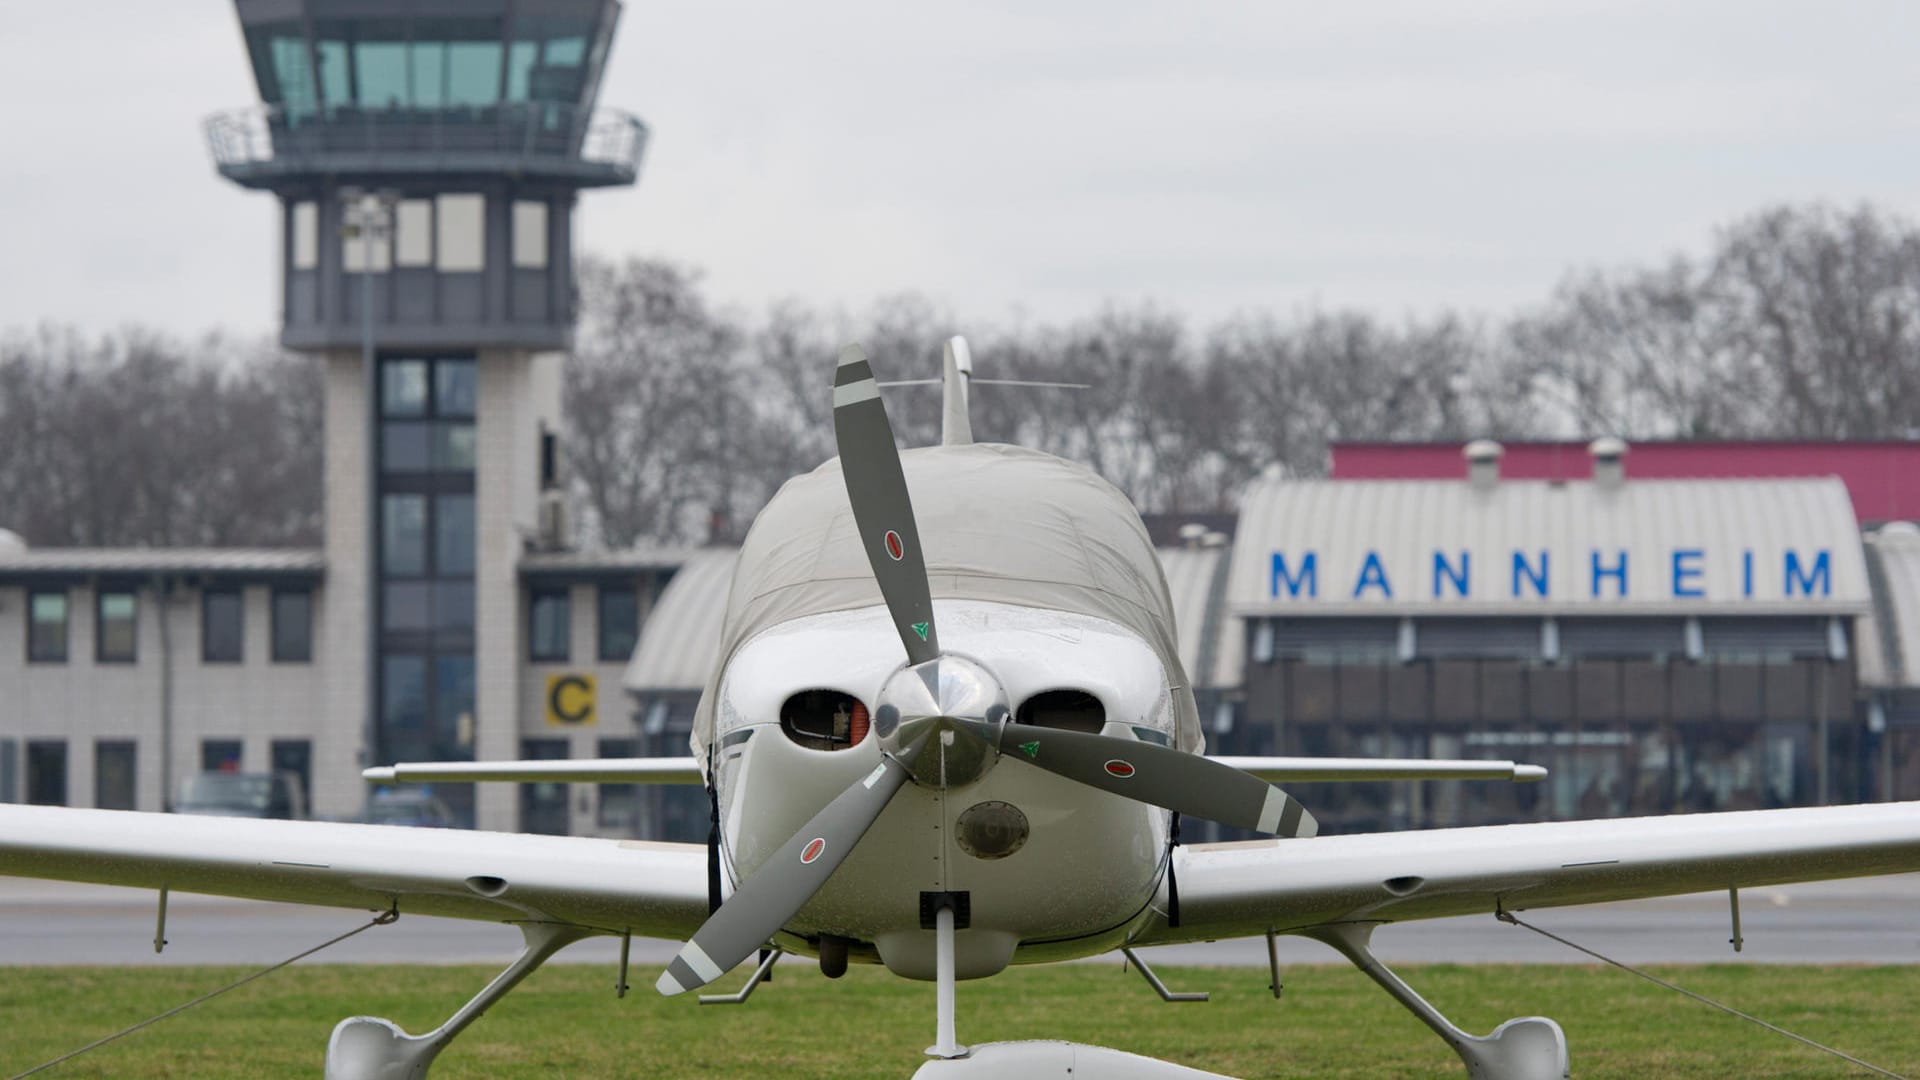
top-left (1496, 907), bottom-right (1908, 1080)
top-left (7, 907), bottom-right (400, 1080)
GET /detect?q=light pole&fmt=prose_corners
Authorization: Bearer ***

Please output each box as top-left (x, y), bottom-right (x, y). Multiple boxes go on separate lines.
top-left (340, 188), bottom-right (397, 782)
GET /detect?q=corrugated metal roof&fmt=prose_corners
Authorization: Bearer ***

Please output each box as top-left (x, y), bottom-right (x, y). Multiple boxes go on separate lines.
top-left (1863, 524), bottom-right (1920, 688)
top-left (1228, 477), bottom-right (1870, 616)
top-left (623, 548), bottom-right (740, 693)
top-left (0, 548), bottom-right (325, 576)
top-left (1156, 546), bottom-right (1237, 690)
top-left (519, 545), bottom-right (694, 575)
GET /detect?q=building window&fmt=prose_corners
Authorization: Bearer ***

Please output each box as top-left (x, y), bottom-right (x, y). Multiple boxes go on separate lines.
top-left (270, 739), bottom-right (312, 815)
top-left (203, 588), bottom-right (244, 663)
top-left (0, 739), bottom-right (17, 803)
top-left (342, 209), bottom-right (393, 272)
top-left (436, 359), bottom-right (477, 416)
top-left (436, 495), bottom-right (476, 575)
top-left (97, 590), bottom-right (138, 663)
top-left (26, 741), bottom-right (67, 806)
top-left (394, 199), bottom-right (433, 266)
top-left (272, 589), bottom-right (312, 662)
top-left (202, 739), bottom-right (243, 773)
top-left (598, 586), bottom-right (638, 662)
top-left (597, 737), bottom-right (639, 830)
top-left (383, 494), bottom-right (428, 575)
top-left (382, 360), bottom-right (430, 417)
top-left (512, 201), bottom-right (548, 268)
top-left (518, 738), bottom-right (570, 835)
top-left (529, 588), bottom-right (570, 662)
top-left (290, 201), bottom-right (318, 270)
top-left (28, 589), bottom-right (68, 663)
top-left (95, 740), bottom-right (137, 811)
top-left (436, 193), bottom-right (485, 271)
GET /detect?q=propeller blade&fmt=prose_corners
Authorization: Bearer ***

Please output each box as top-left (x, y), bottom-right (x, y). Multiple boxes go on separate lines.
top-left (833, 343), bottom-right (940, 666)
top-left (980, 724), bottom-right (1318, 838)
top-left (656, 754), bottom-right (913, 996)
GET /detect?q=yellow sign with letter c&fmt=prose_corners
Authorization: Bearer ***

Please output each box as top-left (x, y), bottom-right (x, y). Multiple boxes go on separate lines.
top-left (546, 674), bottom-right (597, 727)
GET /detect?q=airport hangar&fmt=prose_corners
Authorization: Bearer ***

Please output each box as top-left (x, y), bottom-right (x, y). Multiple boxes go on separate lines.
top-left (1, 2), bottom-right (1917, 839)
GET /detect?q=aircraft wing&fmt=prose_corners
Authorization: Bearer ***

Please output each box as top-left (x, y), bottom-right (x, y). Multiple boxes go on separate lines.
top-left (0, 805), bottom-right (708, 940)
top-left (1139, 801), bottom-right (1920, 944)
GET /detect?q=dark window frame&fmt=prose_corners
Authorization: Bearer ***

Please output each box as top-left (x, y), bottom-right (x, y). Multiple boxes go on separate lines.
top-left (271, 588), bottom-right (313, 663)
top-left (597, 584), bottom-right (638, 662)
top-left (27, 588), bottom-right (69, 664)
top-left (95, 589), bottom-right (139, 664)
top-left (202, 587), bottom-right (245, 664)
top-left (26, 739), bottom-right (68, 806)
top-left (95, 739), bottom-right (137, 811)
top-left (529, 587), bottom-right (571, 663)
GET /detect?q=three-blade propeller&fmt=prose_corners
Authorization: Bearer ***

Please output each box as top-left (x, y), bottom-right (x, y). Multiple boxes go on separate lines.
top-left (657, 342), bottom-right (1316, 996)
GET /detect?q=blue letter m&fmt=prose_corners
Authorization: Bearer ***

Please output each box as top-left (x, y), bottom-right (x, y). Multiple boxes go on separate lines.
top-left (1785, 550), bottom-right (1831, 597)
top-left (1271, 552), bottom-right (1318, 599)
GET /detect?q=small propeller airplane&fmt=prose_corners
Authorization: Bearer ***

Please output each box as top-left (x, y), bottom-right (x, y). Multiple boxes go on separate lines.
top-left (4, 337), bottom-right (1920, 1080)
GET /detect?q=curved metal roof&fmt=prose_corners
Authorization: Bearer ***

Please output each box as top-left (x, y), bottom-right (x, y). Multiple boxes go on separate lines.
top-left (0, 548), bottom-right (324, 580)
top-left (622, 548), bottom-right (739, 694)
top-left (1156, 546), bottom-right (1237, 690)
top-left (1862, 525), bottom-right (1920, 688)
top-left (1228, 477), bottom-right (1871, 616)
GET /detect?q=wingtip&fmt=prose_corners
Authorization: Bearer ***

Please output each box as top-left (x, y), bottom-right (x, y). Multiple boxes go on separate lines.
top-left (1513, 764), bottom-right (1549, 782)
top-left (656, 970), bottom-right (689, 996)
top-left (361, 766), bottom-right (396, 784)
top-left (838, 343), bottom-right (867, 367)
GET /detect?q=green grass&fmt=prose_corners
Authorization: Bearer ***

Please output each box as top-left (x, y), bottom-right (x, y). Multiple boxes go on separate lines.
top-left (2, 962), bottom-right (1917, 1078)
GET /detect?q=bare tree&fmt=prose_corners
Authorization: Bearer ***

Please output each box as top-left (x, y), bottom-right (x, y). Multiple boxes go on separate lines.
top-left (0, 327), bottom-right (320, 547)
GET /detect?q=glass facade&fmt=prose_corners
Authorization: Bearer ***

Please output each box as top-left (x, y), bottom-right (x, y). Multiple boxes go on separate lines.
top-left (1234, 614), bottom-right (1859, 836)
top-left (248, 15), bottom-right (600, 118)
top-left (378, 356), bottom-right (478, 827)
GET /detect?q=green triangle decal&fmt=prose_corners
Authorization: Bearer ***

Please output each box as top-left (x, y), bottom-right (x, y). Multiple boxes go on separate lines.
top-left (911, 622), bottom-right (930, 641)
top-left (1019, 741), bottom-right (1040, 759)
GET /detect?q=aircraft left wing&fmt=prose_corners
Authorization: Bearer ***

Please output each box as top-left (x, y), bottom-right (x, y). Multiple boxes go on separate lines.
top-left (0, 805), bottom-right (708, 939)
top-left (1138, 800), bottom-right (1920, 945)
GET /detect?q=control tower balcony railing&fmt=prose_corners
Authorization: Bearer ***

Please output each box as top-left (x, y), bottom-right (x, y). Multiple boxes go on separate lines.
top-left (205, 102), bottom-right (646, 190)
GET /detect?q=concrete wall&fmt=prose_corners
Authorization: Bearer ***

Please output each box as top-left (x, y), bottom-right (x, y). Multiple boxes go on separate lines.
top-left (320, 350), bottom-right (372, 819)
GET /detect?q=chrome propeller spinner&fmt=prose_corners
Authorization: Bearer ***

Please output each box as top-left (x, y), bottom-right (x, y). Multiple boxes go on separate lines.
top-left (874, 655), bottom-right (1010, 789)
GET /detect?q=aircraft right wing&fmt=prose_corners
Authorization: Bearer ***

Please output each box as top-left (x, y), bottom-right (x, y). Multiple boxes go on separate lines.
top-left (1137, 800), bottom-right (1920, 945)
top-left (0, 805), bottom-right (708, 939)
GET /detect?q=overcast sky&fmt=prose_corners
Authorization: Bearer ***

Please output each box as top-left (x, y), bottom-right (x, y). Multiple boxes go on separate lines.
top-left (4, 1), bottom-right (1920, 339)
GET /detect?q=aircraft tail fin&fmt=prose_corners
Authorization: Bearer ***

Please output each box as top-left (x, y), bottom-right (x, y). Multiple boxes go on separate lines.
top-left (941, 336), bottom-right (974, 447)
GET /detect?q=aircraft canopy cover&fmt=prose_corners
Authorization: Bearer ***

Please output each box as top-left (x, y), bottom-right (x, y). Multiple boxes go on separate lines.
top-left (691, 442), bottom-right (1200, 762)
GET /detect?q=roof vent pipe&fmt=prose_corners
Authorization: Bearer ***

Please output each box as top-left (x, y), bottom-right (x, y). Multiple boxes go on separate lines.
top-left (1463, 439), bottom-right (1503, 492)
top-left (1589, 436), bottom-right (1628, 491)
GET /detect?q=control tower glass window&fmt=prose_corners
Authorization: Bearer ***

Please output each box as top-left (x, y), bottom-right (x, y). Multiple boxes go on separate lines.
top-left (244, 22), bottom-right (318, 123)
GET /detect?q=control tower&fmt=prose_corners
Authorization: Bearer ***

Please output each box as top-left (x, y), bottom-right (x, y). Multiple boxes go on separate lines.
top-left (207, 0), bottom-right (645, 829)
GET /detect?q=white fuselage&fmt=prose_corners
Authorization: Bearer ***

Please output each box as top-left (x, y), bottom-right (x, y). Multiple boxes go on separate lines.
top-left (709, 599), bottom-right (1177, 980)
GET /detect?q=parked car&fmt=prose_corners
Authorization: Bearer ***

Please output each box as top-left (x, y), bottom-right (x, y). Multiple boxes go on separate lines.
top-left (361, 789), bottom-right (457, 828)
top-left (174, 771), bottom-right (307, 820)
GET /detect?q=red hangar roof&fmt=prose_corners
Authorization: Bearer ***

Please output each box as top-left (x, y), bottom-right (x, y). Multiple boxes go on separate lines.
top-left (1330, 440), bottom-right (1920, 525)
